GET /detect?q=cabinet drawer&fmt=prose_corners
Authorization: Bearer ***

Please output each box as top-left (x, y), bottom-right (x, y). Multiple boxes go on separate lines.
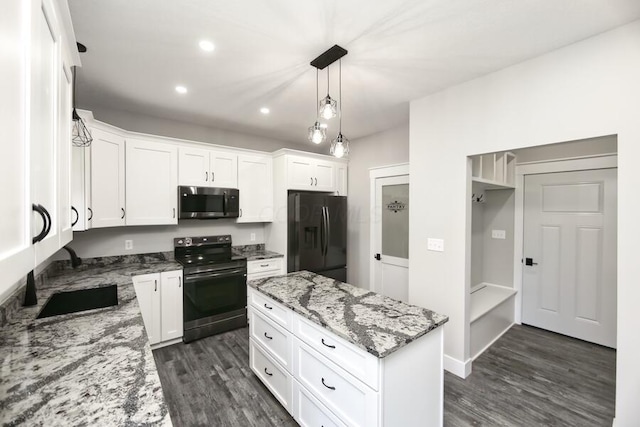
top-left (250, 338), bottom-right (293, 412)
top-left (248, 287), bottom-right (293, 331)
top-left (293, 316), bottom-right (379, 390)
top-left (293, 339), bottom-right (378, 427)
top-left (247, 258), bottom-right (282, 275)
top-left (293, 379), bottom-right (347, 427)
top-left (250, 309), bottom-right (293, 372)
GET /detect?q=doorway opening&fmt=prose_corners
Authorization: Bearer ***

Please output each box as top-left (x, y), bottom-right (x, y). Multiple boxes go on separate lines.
top-left (467, 134), bottom-right (618, 361)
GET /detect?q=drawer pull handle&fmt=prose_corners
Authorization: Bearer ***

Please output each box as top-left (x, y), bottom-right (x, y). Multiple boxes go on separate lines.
top-left (321, 377), bottom-right (335, 390)
top-left (321, 338), bottom-right (335, 349)
top-left (264, 303), bottom-right (273, 310)
top-left (260, 264), bottom-right (269, 267)
top-left (264, 332), bottom-right (273, 340)
top-left (264, 367), bottom-right (273, 377)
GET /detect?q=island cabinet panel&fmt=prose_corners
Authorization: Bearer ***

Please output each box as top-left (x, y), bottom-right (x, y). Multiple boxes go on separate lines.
top-left (247, 284), bottom-right (446, 427)
top-left (292, 380), bottom-right (347, 427)
top-left (293, 315), bottom-right (379, 390)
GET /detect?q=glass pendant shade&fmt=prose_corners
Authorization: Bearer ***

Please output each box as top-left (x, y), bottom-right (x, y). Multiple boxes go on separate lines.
top-left (319, 95), bottom-right (337, 120)
top-left (307, 121), bottom-right (326, 144)
top-left (330, 132), bottom-right (349, 158)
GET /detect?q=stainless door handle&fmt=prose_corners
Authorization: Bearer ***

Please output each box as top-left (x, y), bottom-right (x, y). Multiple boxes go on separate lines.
top-left (154, 279), bottom-right (157, 292)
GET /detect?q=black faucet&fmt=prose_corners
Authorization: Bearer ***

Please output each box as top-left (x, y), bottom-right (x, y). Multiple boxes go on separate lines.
top-left (62, 245), bottom-right (83, 268)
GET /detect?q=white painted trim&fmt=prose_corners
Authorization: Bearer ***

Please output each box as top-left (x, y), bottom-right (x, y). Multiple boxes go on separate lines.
top-left (369, 163), bottom-right (409, 178)
top-left (369, 164), bottom-right (410, 291)
top-left (516, 154), bottom-right (617, 176)
top-left (516, 152), bottom-right (618, 166)
top-left (444, 354), bottom-right (472, 378)
top-left (471, 322), bottom-right (515, 361)
top-left (513, 154), bottom-right (618, 327)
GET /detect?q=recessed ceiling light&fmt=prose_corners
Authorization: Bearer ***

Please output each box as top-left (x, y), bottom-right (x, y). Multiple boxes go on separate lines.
top-left (175, 85), bottom-right (187, 94)
top-left (260, 107), bottom-right (270, 114)
top-left (199, 40), bottom-right (215, 52)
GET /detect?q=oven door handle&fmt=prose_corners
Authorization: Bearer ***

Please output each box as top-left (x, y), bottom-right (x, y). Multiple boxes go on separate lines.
top-left (183, 268), bottom-right (247, 282)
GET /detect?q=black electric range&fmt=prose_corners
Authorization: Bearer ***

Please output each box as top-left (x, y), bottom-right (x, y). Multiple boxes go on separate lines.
top-left (174, 235), bottom-right (247, 343)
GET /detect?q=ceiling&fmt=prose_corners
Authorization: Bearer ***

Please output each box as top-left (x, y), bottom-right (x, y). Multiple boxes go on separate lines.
top-left (69, 0), bottom-right (640, 145)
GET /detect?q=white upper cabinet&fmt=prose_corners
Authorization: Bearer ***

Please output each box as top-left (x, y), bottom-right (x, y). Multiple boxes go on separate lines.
top-left (126, 138), bottom-right (178, 226)
top-left (178, 147), bottom-right (238, 188)
top-left (336, 164), bottom-right (348, 196)
top-left (90, 128), bottom-right (126, 228)
top-left (287, 155), bottom-right (336, 192)
top-left (0, 0), bottom-right (79, 296)
top-left (237, 154), bottom-right (273, 223)
top-left (0, 0), bottom-right (34, 290)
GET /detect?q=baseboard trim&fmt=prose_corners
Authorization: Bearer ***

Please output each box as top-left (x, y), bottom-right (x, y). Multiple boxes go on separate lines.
top-left (151, 337), bottom-right (183, 350)
top-left (444, 354), bottom-right (472, 378)
top-left (472, 321), bottom-right (515, 361)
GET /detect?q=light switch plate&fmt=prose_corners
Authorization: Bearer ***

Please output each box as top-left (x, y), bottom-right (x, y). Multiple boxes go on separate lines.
top-left (491, 230), bottom-right (506, 239)
top-left (427, 238), bottom-right (444, 252)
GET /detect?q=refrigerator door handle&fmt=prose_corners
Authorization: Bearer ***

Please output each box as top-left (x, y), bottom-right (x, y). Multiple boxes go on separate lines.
top-left (325, 205), bottom-right (331, 257)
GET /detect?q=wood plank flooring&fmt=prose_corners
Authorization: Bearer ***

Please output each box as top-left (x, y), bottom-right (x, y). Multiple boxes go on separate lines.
top-left (445, 325), bottom-right (616, 427)
top-left (153, 324), bottom-right (616, 427)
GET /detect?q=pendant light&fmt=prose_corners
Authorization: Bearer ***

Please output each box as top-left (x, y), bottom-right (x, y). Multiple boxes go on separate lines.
top-left (318, 67), bottom-right (337, 120)
top-left (307, 68), bottom-right (326, 144)
top-left (71, 46), bottom-right (92, 147)
top-left (330, 59), bottom-right (349, 159)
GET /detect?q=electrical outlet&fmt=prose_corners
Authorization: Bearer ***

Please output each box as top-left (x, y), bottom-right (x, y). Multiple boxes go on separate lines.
top-left (491, 230), bottom-right (506, 239)
top-left (250, 233), bottom-right (256, 242)
top-left (427, 238), bottom-right (444, 252)
top-left (125, 240), bottom-right (133, 250)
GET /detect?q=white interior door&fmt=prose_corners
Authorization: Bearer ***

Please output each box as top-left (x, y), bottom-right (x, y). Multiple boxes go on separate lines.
top-left (372, 175), bottom-right (409, 302)
top-left (522, 169), bottom-right (617, 348)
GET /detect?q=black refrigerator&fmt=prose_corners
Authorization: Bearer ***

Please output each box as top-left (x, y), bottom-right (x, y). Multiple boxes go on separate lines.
top-left (288, 192), bottom-right (347, 282)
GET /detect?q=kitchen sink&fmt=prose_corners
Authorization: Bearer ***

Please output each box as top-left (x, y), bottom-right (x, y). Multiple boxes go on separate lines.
top-left (37, 285), bottom-right (118, 319)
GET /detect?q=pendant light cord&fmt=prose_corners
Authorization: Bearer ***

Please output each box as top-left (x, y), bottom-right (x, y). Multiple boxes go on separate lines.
top-left (338, 59), bottom-right (342, 132)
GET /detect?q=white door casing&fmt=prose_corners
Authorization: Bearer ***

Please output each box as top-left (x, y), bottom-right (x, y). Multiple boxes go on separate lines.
top-left (370, 164), bottom-right (410, 302)
top-left (522, 169), bottom-right (617, 348)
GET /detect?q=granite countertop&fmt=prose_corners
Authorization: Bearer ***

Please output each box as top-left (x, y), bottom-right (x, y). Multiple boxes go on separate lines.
top-left (232, 244), bottom-right (283, 261)
top-left (248, 271), bottom-right (448, 358)
top-left (0, 255), bottom-right (181, 426)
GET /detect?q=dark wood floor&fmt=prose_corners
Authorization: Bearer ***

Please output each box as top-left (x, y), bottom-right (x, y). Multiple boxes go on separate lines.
top-left (445, 325), bottom-right (616, 427)
top-left (153, 325), bottom-right (616, 427)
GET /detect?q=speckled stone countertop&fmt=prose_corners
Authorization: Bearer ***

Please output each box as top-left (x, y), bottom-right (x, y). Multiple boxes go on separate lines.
top-left (248, 270), bottom-right (448, 358)
top-left (232, 244), bottom-right (283, 261)
top-left (0, 254), bottom-right (181, 426)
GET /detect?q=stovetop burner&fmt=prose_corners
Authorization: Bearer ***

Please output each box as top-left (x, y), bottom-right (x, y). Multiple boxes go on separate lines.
top-left (174, 234), bottom-right (246, 273)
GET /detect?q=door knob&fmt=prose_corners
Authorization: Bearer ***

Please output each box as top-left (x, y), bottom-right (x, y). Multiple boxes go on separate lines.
top-left (374, 253), bottom-right (381, 261)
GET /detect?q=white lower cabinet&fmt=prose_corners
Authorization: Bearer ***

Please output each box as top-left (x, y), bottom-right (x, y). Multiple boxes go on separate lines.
top-left (248, 286), bottom-right (445, 427)
top-left (246, 258), bottom-right (284, 282)
top-left (292, 379), bottom-right (346, 427)
top-left (133, 270), bottom-right (183, 347)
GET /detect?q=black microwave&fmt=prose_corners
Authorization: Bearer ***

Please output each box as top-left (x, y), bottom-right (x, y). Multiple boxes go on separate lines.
top-left (178, 186), bottom-right (240, 219)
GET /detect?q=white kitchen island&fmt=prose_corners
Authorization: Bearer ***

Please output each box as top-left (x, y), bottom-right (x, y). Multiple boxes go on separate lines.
top-left (247, 271), bottom-right (448, 427)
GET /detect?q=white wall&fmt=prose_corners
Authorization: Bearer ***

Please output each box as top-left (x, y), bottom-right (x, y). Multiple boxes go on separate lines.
top-left (409, 20), bottom-right (640, 426)
top-left (87, 105), bottom-right (325, 154)
top-left (346, 123), bottom-right (409, 288)
top-left (56, 220), bottom-right (263, 260)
